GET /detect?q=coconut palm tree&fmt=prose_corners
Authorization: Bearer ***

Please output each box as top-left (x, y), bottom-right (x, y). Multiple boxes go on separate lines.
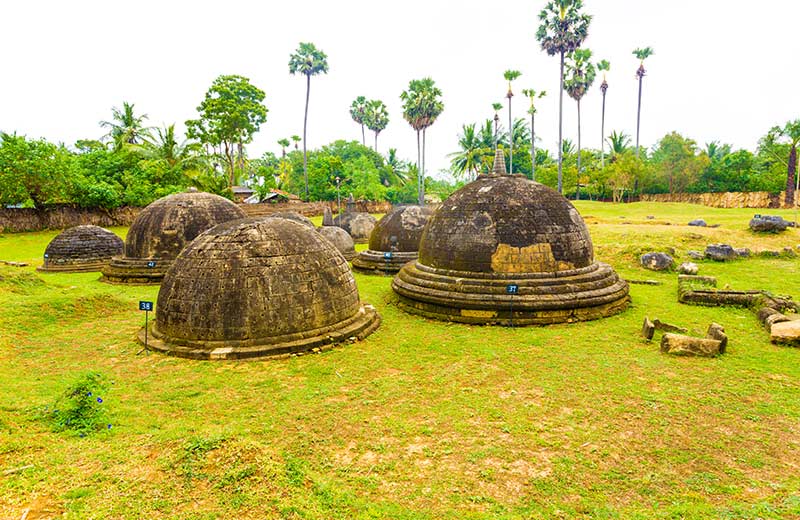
top-left (633, 47), bottom-right (654, 159)
top-left (99, 101), bottom-right (152, 150)
top-left (564, 48), bottom-right (596, 199)
top-left (381, 148), bottom-right (409, 186)
top-left (503, 70), bottom-right (522, 173)
top-left (492, 102), bottom-right (503, 150)
top-left (349, 96), bottom-right (368, 146)
top-left (766, 120), bottom-right (800, 206)
top-left (606, 130), bottom-right (631, 156)
top-left (364, 99), bottom-right (389, 152)
top-left (449, 123), bottom-right (484, 181)
top-left (400, 78), bottom-right (444, 205)
top-left (522, 88), bottom-right (547, 180)
top-left (597, 59), bottom-right (610, 168)
top-left (289, 42), bottom-right (329, 200)
top-left (537, 0), bottom-right (591, 194)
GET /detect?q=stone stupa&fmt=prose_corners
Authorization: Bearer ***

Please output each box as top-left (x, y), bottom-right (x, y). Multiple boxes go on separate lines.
top-left (37, 225), bottom-right (123, 273)
top-left (140, 217), bottom-right (380, 359)
top-left (333, 195), bottom-right (377, 243)
top-left (391, 149), bottom-right (629, 325)
top-left (351, 205), bottom-right (435, 274)
top-left (101, 189), bottom-right (245, 284)
top-left (317, 225), bottom-right (357, 261)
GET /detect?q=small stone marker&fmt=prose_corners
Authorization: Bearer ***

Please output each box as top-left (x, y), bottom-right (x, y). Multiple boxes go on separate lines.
top-left (640, 252), bottom-right (674, 271)
top-left (322, 206), bottom-right (334, 227)
top-left (642, 317), bottom-right (655, 340)
top-left (770, 320), bottom-right (800, 347)
top-left (677, 262), bottom-right (698, 275)
top-left (706, 323), bottom-right (728, 353)
top-left (653, 318), bottom-right (688, 334)
top-left (705, 244), bottom-right (737, 261)
top-left (660, 333), bottom-right (723, 357)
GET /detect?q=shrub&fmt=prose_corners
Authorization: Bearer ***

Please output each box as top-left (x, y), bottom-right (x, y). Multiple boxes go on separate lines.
top-left (45, 372), bottom-right (111, 436)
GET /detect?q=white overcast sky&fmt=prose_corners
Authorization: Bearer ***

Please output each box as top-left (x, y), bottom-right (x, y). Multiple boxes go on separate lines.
top-left (2, 0), bottom-right (799, 179)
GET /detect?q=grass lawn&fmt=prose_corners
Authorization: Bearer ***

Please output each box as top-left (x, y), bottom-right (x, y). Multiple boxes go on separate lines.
top-left (1, 202), bottom-right (800, 519)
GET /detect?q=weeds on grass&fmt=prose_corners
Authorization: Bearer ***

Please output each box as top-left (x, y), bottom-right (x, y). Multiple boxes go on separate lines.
top-left (43, 371), bottom-right (111, 436)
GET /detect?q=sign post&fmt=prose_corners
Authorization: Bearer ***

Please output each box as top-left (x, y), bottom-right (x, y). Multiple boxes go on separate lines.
top-left (506, 284), bottom-right (519, 327)
top-left (139, 301), bottom-right (153, 352)
top-left (383, 251), bottom-right (393, 276)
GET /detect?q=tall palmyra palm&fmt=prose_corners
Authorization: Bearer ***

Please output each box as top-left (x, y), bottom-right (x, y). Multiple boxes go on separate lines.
top-left (597, 59), bottom-right (610, 168)
top-left (537, 0), bottom-right (591, 194)
top-left (492, 102), bottom-right (503, 151)
top-left (400, 78), bottom-right (444, 205)
top-left (522, 88), bottom-right (546, 181)
top-left (633, 47), bottom-right (654, 159)
top-left (291, 135), bottom-right (301, 150)
top-left (278, 138), bottom-right (291, 183)
top-left (364, 99), bottom-right (389, 152)
top-left (350, 96), bottom-right (368, 146)
top-left (503, 70), bottom-right (522, 173)
top-left (767, 119), bottom-right (800, 206)
top-left (289, 42), bottom-right (329, 200)
top-left (449, 123), bottom-right (484, 181)
top-left (99, 101), bottom-right (151, 150)
top-left (564, 48), bottom-right (596, 199)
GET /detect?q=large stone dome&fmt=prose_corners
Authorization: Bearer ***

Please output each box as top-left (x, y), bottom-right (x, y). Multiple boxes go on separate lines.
top-left (352, 205), bottom-right (434, 274)
top-left (392, 171), bottom-right (629, 325)
top-left (141, 217), bottom-right (380, 359)
top-left (37, 225), bottom-right (123, 273)
top-left (101, 190), bottom-right (245, 284)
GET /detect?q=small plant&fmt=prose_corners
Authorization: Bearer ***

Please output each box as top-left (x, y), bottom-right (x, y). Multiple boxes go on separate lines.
top-left (45, 372), bottom-right (111, 436)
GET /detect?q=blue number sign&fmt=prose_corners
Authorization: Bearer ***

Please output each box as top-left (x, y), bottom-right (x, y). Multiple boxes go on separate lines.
top-left (139, 301), bottom-right (153, 312)
top-left (146, 261), bottom-right (156, 268)
top-left (506, 284), bottom-right (519, 295)
top-left (383, 251), bottom-right (394, 260)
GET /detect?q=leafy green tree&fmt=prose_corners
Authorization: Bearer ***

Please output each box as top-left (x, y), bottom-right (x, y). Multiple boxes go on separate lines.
top-left (633, 47), bottom-right (654, 158)
top-left (289, 42), bottom-right (329, 200)
top-left (346, 156), bottom-right (387, 201)
top-left (597, 59), bottom-right (610, 168)
top-left (522, 88), bottom-right (546, 180)
top-left (99, 102), bottom-right (152, 151)
top-left (350, 96), bottom-right (368, 146)
top-left (564, 48), bottom-right (596, 198)
top-left (364, 99), bottom-right (389, 152)
top-left (695, 148), bottom-right (753, 193)
top-left (0, 133), bottom-right (77, 208)
top-left (185, 74), bottom-right (268, 188)
top-left (765, 120), bottom-right (800, 206)
top-left (449, 123), bottom-right (485, 180)
top-left (606, 150), bottom-right (648, 202)
top-left (503, 70), bottom-right (522, 173)
top-left (401, 77), bottom-right (444, 205)
top-left (649, 132), bottom-right (709, 194)
top-left (537, 0), bottom-right (591, 193)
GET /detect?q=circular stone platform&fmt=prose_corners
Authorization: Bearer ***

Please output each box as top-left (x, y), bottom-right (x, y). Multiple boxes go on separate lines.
top-left (317, 226), bottom-right (357, 261)
top-left (101, 190), bottom-right (245, 284)
top-left (139, 217), bottom-right (381, 359)
top-left (37, 225), bottom-right (123, 273)
top-left (352, 205), bottom-right (434, 274)
top-left (391, 173), bottom-right (629, 325)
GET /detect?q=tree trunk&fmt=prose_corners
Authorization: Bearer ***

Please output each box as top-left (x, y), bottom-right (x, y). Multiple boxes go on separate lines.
top-left (508, 97), bottom-right (513, 174)
top-left (224, 141), bottom-right (234, 188)
top-left (601, 91), bottom-right (606, 169)
top-left (374, 131), bottom-right (378, 152)
top-left (416, 130), bottom-right (422, 206)
top-left (557, 51), bottom-right (565, 194)
top-left (635, 74), bottom-right (643, 159)
top-left (531, 112), bottom-right (536, 181)
top-left (361, 124), bottom-right (365, 147)
top-left (576, 99), bottom-right (581, 200)
top-left (787, 144), bottom-right (797, 207)
top-left (303, 74), bottom-right (311, 201)
top-left (421, 128), bottom-right (427, 206)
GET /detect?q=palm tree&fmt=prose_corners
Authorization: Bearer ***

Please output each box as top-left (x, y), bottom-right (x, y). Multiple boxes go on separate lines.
top-left (400, 78), bottom-right (444, 205)
top-left (278, 138), bottom-right (290, 184)
top-left (597, 59), bottom-right (610, 168)
top-left (767, 120), bottom-right (800, 206)
top-left (291, 135), bottom-right (301, 150)
top-left (350, 96), bottom-right (368, 146)
top-left (522, 89), bottom-right (547, 180)
top-left (633, 47), bottom-right (654, 159)
top-left (381, 148), bottom-right (409, 186)
top-left (503, 70), bottom-right (522, 173)
top-left (99, 101), bottom-right (151, 150)
top-left (537, 0), bottom-right (591, 194)
top-left (564, 48), bottom-right (596, 199)
top-left (140, 125), bottom-right (204, 183)
top-left (449, 123), bottom-right (484, 180)
top-left (364, 99), bottom-right (389, 152)
top-left (289, 42), bottom-right (329, 200)
top-left (606, 130), bottom-right (631, 156)
top-left (492, 102), bottom-right (503, 150)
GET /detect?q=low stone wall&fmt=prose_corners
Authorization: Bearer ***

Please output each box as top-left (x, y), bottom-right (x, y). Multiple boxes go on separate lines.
top-left (640, 191), bottom-right (786, 209)
top-left (0, 206), bottom-right (142, 233)
top-left (241, 200), bottom-right (393, 218)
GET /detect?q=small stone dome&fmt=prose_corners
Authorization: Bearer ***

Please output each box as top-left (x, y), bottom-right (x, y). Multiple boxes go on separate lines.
top-left (352, 205), bottom-right (434, 274)
top-left (334, 212), bottom-right (377, 243)
top-left (101, 191), bottom-right (245, 284)
top-left (141, 217), bottom-right (380, 359)
top-left (268, 211), bottom-right (315, 229)
top-left (318, 226), bottom-right (357, 261)
top-left (392, 173), bottom-right (629, 325)
top-left (37, 225), bottom-right (123, 273)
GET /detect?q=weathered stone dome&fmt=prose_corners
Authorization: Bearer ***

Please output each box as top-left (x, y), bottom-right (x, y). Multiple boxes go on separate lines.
top-left (352, 205), bottom-right (434, 274)
top-left (318, 226), bottom-right (357, 261)
top-left (268, 211), bottom-right (315, 229)
top-left (333, 212), bottom-right (377, 243)
top-left (101, 190), bottom-right (245, 284)
top-left (392, 173), bottom-right (629, 325)
top-left (37, 225), bottom-right (123, 273)
top-left (141, 217), bottom-right (380, 359)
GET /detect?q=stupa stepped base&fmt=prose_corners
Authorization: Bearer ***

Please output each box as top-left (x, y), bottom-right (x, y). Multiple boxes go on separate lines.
top-left (100, 257), bottom-right (170, 285)
top-left (392, 261), bottom-right (630, 325)
top-left (139, 305), bottom-right (381, 360)
top-left (38, 260), bottom-right (112, 273)
top-left (352, 250), bottom-right (418, 274)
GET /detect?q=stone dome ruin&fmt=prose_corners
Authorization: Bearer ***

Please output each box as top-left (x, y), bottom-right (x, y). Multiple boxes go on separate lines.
top-left (140, 217), bottom-right (381, 359)
top-left (391, 150), bottom-right (629, 325)
top-left (37, 225), bottom-right (123, 273)
top-left (317, 225), bottom-right (357, 261)
top-left (101, 190), bottom-right (245, 284)
top-left (352, 205), bottom-right (434, 274)
top-left (333, 195), bottom-right (377, 243)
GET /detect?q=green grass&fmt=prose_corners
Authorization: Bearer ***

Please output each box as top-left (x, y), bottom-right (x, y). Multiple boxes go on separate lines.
top-left (1, 202), bottom-right (800, 519)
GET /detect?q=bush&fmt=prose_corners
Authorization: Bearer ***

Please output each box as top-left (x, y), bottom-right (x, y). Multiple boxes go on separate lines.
top-left (45, 372), bottom-right (111, 436)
